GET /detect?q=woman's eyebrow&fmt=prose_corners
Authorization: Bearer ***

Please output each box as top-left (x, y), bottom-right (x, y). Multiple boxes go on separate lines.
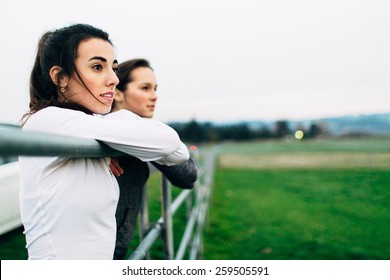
top-left (88, 57), bottom-right (118, 65)
top-left (89, 56), bottom-right (107, 62)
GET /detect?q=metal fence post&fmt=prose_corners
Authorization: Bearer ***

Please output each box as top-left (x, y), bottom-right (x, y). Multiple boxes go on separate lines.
top-left (138, 183), bottom-right (150, 259)
top-left (161, 175), bottom-right (174, 259)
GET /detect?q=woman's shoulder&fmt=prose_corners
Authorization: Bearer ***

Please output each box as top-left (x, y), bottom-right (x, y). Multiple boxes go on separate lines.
top-left (23, 107), bottom-right (87, 131)
top-left (43, 106), bottom-right (87, 116)
top-left (101, 109), bottom-right (141, 120)
top-left (29, 106), bottom-right (86, 117)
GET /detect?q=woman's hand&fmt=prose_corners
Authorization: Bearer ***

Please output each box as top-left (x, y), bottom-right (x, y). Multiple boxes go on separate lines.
top-left (109, 157), bottom-right (124, 177)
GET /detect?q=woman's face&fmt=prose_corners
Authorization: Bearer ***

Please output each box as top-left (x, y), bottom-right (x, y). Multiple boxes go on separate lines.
top-left (65, 38), bottom-right (119, 114)
top-left (118, 67), bottom-right (158, 118)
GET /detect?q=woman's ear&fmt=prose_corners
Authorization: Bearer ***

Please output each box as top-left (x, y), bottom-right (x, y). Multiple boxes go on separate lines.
top-left (49, 66), bottom-right (68, 88)
top-left (114, 89), bottom-right (124, 103)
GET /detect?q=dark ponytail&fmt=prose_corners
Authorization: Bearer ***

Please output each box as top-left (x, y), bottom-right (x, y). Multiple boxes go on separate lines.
top-left (28, 31), bottom-right (58, 115)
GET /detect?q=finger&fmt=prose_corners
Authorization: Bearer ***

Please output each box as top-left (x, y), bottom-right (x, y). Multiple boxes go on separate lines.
top-left (111, 159), bottom-right (124, 174)
top-left (109, 162), bottom-right (121, 177)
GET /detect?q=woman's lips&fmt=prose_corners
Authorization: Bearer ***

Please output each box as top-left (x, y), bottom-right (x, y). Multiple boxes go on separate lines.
top-left (100, 92), bottom-right (114, 103)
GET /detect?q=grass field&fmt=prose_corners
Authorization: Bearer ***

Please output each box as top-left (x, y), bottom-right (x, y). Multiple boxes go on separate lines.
top-left (204, 168), bottom-right (390, 259)
top-left (203, 137), bottom-right (390, 259)
top-left (1, 137), bottom-right (390, 260)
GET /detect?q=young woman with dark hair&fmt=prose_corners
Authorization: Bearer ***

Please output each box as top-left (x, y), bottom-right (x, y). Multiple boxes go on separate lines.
top-left (19, 24), bottom-right (189, 260)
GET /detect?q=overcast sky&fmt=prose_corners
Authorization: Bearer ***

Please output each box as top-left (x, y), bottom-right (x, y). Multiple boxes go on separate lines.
top-left (1, 0), bottom-right (389, 124)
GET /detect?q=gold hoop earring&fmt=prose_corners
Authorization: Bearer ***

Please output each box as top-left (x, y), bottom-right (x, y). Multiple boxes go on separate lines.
top-left (60, 87), bottom-right (65, 93)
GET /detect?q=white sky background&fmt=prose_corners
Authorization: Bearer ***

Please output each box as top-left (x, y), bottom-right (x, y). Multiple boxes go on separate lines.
top-left (1, 0), bottom-right (389, 124)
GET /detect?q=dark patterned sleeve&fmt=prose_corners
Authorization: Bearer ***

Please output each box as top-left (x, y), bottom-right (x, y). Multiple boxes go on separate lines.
top-left (151, 157), bottom-right (198, 189)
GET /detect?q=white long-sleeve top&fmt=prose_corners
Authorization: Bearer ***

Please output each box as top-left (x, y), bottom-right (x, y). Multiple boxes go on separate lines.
top-left (18, 107), bottom-right (189, 259)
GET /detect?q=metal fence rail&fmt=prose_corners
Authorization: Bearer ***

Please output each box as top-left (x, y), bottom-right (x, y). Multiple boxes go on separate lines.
top-left (0, 123), bottom-right (215, 260)
top-left (131, 149), bottom-right (214, 260)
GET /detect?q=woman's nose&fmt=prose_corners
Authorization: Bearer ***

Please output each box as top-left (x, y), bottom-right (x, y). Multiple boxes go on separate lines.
top-left (150, 90), bottom-right (158, 101)
top-left (108, 70), bottom-right (119, 86)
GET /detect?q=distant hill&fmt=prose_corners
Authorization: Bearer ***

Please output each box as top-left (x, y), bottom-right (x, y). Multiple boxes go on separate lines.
top-left (226, 113), bottom-right (390, 136)
top-left (297, 113), bottom-right (390, 136)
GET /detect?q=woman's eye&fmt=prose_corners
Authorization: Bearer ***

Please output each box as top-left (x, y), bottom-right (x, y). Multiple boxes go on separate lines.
top-left (93, 64), bottom-right (103, 71)
top-left (113, 67), bottom-right (119, 73)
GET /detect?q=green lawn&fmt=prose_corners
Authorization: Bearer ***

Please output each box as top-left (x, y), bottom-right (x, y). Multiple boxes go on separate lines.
top-left (202, 138), bottom-right (390, 259)
top-left (0, 227), bottom-right (27, 259)
top-left (203, 168), bottom-right (390, 259)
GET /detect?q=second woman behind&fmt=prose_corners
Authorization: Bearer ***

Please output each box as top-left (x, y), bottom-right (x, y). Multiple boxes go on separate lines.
top-left (111, 58), bottom-right (198, 259)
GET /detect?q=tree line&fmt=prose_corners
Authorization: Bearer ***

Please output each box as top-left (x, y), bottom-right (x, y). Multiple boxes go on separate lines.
top-left (169, 120), bottom-right (328, 143)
